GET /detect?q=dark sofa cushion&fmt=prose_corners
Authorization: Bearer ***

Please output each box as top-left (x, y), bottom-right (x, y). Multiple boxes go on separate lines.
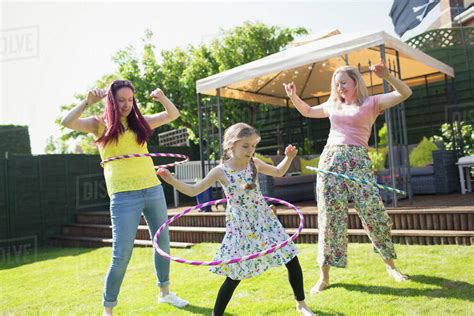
top-left (268, 155), bottom-right (319, 174)
top-left (273, 174), bottom-right (316, 186)
top-left (410, 166), bottom-right (434, 176)
top-left (268, 155), bottom-right (300, 174)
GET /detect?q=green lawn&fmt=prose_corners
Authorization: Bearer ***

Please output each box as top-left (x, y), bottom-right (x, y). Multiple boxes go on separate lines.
top-left (1, 244), bottom-right (473, 315)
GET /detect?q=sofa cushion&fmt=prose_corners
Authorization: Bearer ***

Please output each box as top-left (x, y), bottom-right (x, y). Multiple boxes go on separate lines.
top-left (254, 153), bottom-right (274, 165)
top-left (273, 174), bottom-right (316, 186)
top-left (409, 137), bottom-right (439, 167)
top-left (300, 156), bottom-right (320, 175)
top-left (269, 155), bottom-right (300, 174)
top-left (410, 166), bottom-right (434, 176)
top-left (377, 166), bottom-right (434, 177)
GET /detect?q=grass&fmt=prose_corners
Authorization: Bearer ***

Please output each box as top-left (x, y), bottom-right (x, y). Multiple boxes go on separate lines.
top-left (1, 243), bottom-right (473, 315)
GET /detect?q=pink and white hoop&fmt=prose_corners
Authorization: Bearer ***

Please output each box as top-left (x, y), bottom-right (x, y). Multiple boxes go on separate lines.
top-left (153, 196), bottom-right (304, 266)
top-left (100, 153), bottom-right (189, 169)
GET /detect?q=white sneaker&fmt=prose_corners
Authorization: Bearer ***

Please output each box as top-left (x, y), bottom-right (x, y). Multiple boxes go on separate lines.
top-left (158, 292), bottom-right (189, 308)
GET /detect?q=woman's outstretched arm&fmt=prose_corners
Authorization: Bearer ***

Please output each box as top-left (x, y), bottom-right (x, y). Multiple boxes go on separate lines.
top-left (370, 60), bottom-right (412, 111)
top-left (60, 88), bottom-right (106, 135)
top-left (144, 88), bottom-right (180, 129)
top-left (284, 82), bottom-right (329, 118)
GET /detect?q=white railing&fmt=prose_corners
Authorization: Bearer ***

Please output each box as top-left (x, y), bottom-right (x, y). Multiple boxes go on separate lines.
top-left (173, 160), bottom-right (220, 207)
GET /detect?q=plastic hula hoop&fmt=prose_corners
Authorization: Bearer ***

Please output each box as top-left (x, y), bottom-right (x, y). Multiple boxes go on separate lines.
top-left (153, 196), bottom-right (304, 266)
top-left (100, 153), bottom-right (189, 169)
top-left (305, 166), bottom-right (406, 195)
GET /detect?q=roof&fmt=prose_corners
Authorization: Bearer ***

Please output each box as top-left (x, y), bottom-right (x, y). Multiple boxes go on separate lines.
top-left (196, 30), bottom-right (454, 107)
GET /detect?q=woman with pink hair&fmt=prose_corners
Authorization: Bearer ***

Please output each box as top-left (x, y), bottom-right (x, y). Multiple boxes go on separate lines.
top-left (61, 79), bottom-right (187, 315)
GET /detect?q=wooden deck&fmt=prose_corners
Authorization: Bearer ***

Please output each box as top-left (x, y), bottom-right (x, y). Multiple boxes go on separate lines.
top-left (49, 193), bottom-right (474, 247)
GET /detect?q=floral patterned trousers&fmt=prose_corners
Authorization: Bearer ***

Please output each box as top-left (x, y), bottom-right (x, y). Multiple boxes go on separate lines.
top-left (316, 145), bottom-right (397, 268)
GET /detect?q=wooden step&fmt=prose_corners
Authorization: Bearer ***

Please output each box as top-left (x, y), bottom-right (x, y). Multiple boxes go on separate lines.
top-left (51, 194), bottom-right (474, 248)
top-left (76, 211), bottom-right (226, 228)
top-left (54, 221), bottom-right (474, 247)
top-left (169, 227), bottom-right (474, 245)
top-left (75, 209), bottom-right (474, 231)
top-left (63, 224), bottom-right (157, 241)
top-left (62, 223), bottom-right (473, 246)
top-left (170, 227), bottom-right (474, 245)
top-left (48, 235), bottom-right (194, 248)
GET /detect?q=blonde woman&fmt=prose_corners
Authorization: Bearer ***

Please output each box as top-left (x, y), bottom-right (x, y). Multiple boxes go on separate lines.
top-left (284, 60), bottom-right (412, 295)
top-left (158, 123), bottom-right (314, 316)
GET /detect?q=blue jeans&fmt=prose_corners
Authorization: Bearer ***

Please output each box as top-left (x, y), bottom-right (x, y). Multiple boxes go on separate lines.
top-left (103, 185), bottom-right (170, 307)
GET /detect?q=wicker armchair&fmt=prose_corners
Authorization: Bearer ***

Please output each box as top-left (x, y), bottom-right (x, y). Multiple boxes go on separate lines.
top-left (258, 173), bottom-right (316, 202)
top-left (259, 150), bottom-right (459, 204)
top-left (257, 155), bottom-right (318, 203)
top-left (378, 150), bottom-right (459, 198)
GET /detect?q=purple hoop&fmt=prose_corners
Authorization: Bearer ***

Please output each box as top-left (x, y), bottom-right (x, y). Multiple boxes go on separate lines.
top-left (100, 153), bottom-right (189, 169)
top-left (153, 196), bottom-right (304, 266)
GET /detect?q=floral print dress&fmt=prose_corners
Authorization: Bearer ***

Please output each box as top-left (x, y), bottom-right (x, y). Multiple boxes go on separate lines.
top-left (209, 163), bottom-right (298, 280)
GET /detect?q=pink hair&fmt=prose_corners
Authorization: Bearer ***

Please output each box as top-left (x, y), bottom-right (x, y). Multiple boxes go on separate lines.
top-left (96, 80), bottom-right (152, 147)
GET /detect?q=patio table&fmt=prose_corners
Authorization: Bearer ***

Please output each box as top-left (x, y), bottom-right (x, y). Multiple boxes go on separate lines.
top-left (457, 156), bottom-right (474, 194)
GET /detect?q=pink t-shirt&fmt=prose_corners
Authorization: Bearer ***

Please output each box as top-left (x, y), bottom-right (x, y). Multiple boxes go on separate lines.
top-left (324, 95), bottom-right (381, 147)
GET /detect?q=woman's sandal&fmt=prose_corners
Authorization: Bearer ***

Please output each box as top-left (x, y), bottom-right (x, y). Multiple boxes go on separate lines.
top-left (386, 266), bottom-right (409, 282)
top-left (310, 279), bottom-right (329, 295)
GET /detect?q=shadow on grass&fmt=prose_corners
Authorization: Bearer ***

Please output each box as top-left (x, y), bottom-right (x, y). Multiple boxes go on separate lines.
top-left (304, 310), bottom-right (342, 316)
top-left (181, 303), bottom-right (232, 315)
top-left (0, 246), bottom-right (97, 270)
top-left (332, 274), bottom-right (474, 302)
top-left (180, 301), bottom-right (340, 315)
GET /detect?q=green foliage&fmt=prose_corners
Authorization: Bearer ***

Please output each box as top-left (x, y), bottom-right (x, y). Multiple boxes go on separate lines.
top-left (54, 22), bottom-right (308, 153)
top-left (377, 122), bottom-right (388, 146)
top-left (368, 123), bottom-right (389, 172)
top-left (44, 136), bottom-right (68, 154)
top-left (0, 125), bottom-right (31, 155)
top-left (409, 137), bottom-right (439, 167)
top-left (302, 137), bottom-right (315, 155)
top-left (209, 22), bottom-right (307, 134)
top-left (212, 21), bottom-right (307, 71)
top-left (113, 29), bottom-right (164, 120)
top-left (298, 137), bottom-right (315, 155)
top-left (368, 146), bottom-right (388, 171)
top-left (430, 121), bottom-right (474, 156)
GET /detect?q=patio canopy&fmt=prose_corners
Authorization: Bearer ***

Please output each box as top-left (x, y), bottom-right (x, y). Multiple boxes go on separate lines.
top-left (196, 30), bottom-right (454, 107)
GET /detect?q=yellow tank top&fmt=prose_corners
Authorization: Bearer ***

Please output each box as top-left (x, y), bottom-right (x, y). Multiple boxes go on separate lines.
top-left (97, 117), bottom-right (160, 196)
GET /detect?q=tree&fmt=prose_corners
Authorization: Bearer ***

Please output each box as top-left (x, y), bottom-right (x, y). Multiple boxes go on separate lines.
top-left (47, 73), bottom-right (119, 154)
top-left (52, 22), bottom-right (308, 153)
top-left (431, 121), bottom-right (474, 156)
top-left (44, 136), bottom-right (68, 154)
top-left (209, 22), bottom-right (307, 128)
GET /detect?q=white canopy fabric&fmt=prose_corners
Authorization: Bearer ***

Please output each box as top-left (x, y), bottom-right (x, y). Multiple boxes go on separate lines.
top-left (196, 30), bottom-right (454, 107)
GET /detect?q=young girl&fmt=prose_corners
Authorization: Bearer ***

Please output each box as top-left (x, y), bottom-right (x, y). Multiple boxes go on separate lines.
top-left (284, 60), bottom-right (411, 295)
top-left (61, 80), bottom-right (188, 315)
top-left (158, 123), bottom-right (314, 316)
